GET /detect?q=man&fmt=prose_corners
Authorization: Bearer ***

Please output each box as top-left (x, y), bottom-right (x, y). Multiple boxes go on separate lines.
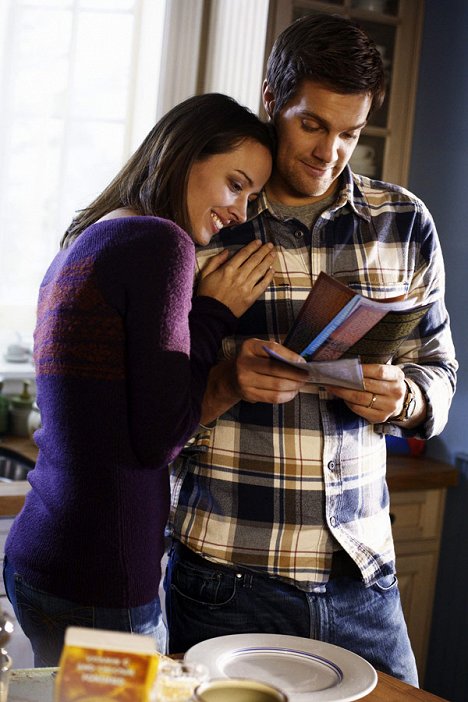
top-left (164, 14), bottom-right (457, 686)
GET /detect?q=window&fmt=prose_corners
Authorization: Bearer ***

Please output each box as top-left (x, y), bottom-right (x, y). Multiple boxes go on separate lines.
top-left (0, 0), bottom-right (268, 349)
top-left (0, 0), bottom-right (166, 340)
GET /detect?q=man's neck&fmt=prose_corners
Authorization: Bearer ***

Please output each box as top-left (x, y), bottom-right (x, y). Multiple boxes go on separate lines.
top-left (268, 192), bottom-right (337, 229)
top-left (264, 180), bottom-right (338, 207)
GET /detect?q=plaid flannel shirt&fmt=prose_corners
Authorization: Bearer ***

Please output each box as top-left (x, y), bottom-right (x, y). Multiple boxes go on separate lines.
top-left (169, 167), bottom-right (457, 591)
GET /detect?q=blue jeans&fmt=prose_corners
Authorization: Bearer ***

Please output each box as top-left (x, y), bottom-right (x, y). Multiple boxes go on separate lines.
top-left (164, 542), bottom-right (418, 687)
top-left (3, 557), bottom-right (167, 667)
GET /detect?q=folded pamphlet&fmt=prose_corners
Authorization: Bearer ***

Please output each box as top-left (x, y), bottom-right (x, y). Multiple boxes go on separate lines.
top-left (263, 346), bottom-right (364, 390)
top-left (266, 272), bottom-right (431, 389)
top-left (285, 272), bottom-right (431, 364)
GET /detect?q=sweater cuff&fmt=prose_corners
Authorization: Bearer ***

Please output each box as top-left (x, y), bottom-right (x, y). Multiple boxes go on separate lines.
top-left (191, 295), bottom-right (238, 335)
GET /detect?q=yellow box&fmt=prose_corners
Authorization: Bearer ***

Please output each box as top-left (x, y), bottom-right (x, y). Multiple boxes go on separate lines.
top-left (54, 626), bottom-right (160, 702)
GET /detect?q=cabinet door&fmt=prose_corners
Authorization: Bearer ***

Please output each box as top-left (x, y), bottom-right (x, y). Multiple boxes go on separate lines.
top-left (395, 551), bottom-right (438, 682)
top-left (264, 0), bottom-right (424, 186)
top-left (390, 489), bottom-right (445, 544)
top-left (390, 487), bottom-right (447, 682)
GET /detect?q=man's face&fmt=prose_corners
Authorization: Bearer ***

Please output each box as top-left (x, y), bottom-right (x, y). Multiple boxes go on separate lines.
top-left (264, 80), bottom-right (372, 205)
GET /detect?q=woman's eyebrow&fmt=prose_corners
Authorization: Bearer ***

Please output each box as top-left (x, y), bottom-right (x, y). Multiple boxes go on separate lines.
top-left (234, 169), bottom-right (253, 186)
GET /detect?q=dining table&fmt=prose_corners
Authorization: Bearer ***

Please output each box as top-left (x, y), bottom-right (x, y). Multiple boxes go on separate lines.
top-left (362, 671), bottom-right (449, 701)
top-left (7, 665), bottom-right (451, 701)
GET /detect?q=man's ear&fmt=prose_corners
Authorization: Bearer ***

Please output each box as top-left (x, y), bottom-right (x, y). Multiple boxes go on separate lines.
top-left (262, 81), bottom-right (276, 120)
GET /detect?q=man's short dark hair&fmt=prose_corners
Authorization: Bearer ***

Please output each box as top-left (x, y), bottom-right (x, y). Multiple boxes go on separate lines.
top-left (266, 13), bottom-right (386, 117)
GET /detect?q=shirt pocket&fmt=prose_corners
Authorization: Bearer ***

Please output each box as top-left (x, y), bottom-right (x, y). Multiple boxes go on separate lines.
top-left (346, 279), bottom-right (409, 302)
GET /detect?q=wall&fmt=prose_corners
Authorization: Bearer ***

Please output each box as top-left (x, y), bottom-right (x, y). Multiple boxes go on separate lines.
top-left (408, 0), bottom-right (468, 465)
top-left (408, 1), bottom-right (468, 698)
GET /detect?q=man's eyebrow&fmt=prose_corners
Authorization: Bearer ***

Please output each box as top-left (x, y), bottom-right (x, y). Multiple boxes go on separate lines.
top-left (235, 169), bottom-right (253, 186)
top-left (300, 110), bottom-right (367, 132)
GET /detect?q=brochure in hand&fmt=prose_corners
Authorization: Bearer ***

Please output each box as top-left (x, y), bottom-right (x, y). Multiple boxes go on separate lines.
top-left (266, 271), bottom-right (431, 389)
top-left (263, 346), bottom-right (365, 390)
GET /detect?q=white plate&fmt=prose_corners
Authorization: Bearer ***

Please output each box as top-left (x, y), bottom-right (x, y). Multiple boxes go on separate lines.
top-left (185, 633), bottom-right (377, 702)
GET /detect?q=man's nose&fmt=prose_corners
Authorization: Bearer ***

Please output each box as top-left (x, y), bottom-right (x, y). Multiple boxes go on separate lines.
top-left (313, 134), bottom-right (339, 163)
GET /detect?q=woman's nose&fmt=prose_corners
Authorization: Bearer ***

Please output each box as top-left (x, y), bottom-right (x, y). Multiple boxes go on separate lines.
top-left (228, 199), bottom-right (248, 224)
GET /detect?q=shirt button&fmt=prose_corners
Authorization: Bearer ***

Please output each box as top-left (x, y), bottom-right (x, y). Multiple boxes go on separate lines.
top-left (328, 460), bottom-right (336, 471)
top-left (294, 230), bottom-right (303, 239)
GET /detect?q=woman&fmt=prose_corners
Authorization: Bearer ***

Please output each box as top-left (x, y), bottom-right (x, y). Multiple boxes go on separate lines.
top-left (3, 93), bottom-right (275, 666)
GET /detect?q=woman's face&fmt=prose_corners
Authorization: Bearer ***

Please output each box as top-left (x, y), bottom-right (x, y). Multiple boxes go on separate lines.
top-left (186, 138), bottom-right (272, 246)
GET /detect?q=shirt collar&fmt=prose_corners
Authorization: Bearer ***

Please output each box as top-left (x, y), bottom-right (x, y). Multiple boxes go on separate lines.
top-left (336, 166), bottom-right (372, 222)
top-left (247, 166), bottom-right (372, 223)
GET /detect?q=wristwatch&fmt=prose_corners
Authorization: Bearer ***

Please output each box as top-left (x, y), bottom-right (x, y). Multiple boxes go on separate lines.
top-left (391, 378), bottom-right (417, 422)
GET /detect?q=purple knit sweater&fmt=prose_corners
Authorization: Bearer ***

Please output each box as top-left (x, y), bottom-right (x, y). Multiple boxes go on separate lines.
top-left (6, 217), bottom-right (236, 607)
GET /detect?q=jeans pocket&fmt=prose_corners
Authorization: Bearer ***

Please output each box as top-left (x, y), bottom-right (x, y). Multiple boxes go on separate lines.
top-left (170, 558), bottom-right (238, 608)
top-left (11, 575), bottom-right (94, 667)
top-left (14, 575), bottom-right (94, 632)
top-left (371, 572), bottom-right (398, 592)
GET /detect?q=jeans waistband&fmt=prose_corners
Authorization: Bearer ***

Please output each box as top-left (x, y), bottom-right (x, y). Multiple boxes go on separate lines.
top-left (172, 541), bottom-right (362, 581)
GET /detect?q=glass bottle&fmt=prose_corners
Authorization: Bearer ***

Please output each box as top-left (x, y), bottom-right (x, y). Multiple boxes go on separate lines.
top-left (9, 381), bottom-right (34, 438)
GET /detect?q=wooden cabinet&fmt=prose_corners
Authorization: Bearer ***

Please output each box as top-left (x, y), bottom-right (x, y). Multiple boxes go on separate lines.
top-left (387, 457), bottom-right (457, 683)
top-left (389, 488), bottom-right (446, 682)
top-left (264, 0), bottom-right (424, 186)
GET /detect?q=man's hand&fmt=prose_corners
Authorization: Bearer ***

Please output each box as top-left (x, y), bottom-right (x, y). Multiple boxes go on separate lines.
top-left (200, 339), bottom-right (309, 425)
top-left (234, 339), bottom-right (309, 403)
top-left (324, 363), bottom-right (426, 428)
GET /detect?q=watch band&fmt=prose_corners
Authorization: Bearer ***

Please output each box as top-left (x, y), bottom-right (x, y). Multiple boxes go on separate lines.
top-left (391, 378), bottom-right (417, 422)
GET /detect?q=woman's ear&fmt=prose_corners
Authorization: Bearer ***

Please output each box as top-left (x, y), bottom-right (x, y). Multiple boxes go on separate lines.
top-left (262, 81), bottom-right (276, 120)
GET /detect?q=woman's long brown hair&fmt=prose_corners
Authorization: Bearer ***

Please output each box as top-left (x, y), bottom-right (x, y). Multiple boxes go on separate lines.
top-left (61, 93), bottom-right (273, 248)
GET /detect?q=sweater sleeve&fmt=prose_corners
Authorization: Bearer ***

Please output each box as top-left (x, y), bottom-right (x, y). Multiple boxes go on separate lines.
top-left (96, 217), bottom-right (237, 467)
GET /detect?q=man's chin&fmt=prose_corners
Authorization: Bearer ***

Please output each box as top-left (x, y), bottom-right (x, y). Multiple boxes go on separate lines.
top-left (304, 176), bottom-right (339, 200)
top-left (292, 183), bottom-right (334, 201)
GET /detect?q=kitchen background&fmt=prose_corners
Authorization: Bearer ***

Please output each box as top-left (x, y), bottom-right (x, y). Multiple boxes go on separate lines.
top-left (0, 0), bottom-right (466, 699)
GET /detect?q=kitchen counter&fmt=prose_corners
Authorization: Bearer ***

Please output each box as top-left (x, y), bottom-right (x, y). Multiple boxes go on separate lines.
top-left (0, 436), bottom-right (38, 464)
top-left (6, 667), bottom-right (450, 701)
top-left (0, 436), bottom-right (37, 517)
top-left (0, 437), bottom-right (459, 518)
top-left (386, 454), bottom-right (458, 491)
